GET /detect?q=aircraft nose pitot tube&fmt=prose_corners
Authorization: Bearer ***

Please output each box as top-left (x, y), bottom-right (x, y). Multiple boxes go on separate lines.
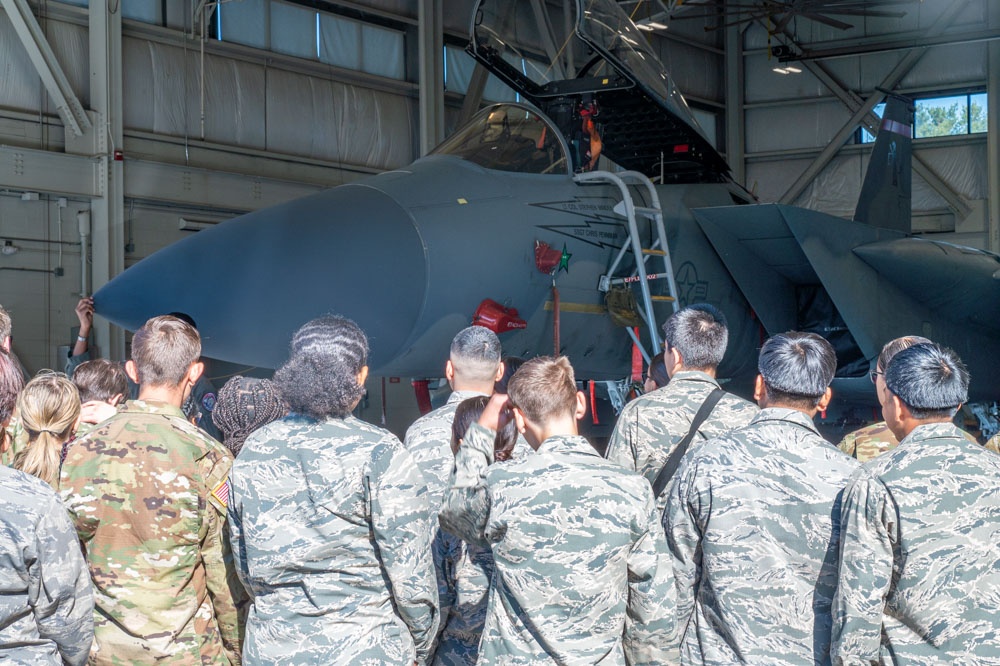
top-left (95, 184), bottom-right (428, 370)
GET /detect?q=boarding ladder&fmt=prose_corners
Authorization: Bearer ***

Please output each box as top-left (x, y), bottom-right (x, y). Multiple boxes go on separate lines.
top-left (574, 170), bottom-right (680, 411)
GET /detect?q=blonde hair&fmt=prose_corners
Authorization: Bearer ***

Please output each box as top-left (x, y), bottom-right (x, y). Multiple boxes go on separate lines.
top-left (14, 372), bottom-right (80, 488)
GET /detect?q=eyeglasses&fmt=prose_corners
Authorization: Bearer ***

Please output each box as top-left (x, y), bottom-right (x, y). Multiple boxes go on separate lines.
top-left (869, 370), bottom-right (882, 384)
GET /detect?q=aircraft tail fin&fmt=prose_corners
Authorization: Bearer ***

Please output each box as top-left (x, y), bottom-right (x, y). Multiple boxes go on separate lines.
top-left (853, 94), bottom-right (913, 233)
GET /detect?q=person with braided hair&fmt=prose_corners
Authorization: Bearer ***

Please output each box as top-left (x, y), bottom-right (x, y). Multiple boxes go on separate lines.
top-left (229, 315), bottom-right (439, 665)
top-left (212, 376), bottom-right (286, 457)
top-left (13, 372), bottom-right (81, 488)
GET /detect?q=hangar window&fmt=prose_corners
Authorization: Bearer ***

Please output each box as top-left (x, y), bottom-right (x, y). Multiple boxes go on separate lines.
top-left (319, 14), bottom-right (405, 80)
top-left (444, 45), bottom-right (517, 103)
top-left (859, 93), bottom-right (987, 144)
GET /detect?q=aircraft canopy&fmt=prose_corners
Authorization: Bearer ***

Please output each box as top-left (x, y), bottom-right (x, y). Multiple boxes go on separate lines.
top-left (432, 104), bottom-right (570, 175)
top-left (468, 0), bottom-right (729, 182)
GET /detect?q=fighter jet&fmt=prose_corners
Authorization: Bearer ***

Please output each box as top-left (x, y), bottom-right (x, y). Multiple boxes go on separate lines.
top-left (95, 0), bottom-right (1000, 432)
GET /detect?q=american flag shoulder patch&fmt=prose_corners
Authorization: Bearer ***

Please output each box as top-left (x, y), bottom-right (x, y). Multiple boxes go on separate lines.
top-left (211, 478), bottom-right (231, 510)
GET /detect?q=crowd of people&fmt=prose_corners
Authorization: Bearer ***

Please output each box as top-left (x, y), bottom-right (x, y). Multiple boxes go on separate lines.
top-left (0, 299), bottom-right (998, 666)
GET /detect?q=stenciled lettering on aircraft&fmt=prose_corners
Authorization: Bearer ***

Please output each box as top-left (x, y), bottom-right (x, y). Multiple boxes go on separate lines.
top-left (529, 197), bottom-right (629, 250)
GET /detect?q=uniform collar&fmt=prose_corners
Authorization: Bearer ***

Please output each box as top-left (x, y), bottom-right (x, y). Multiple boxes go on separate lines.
top-left (899, 421), bottom-right (967, 445)
top-left (536, 434), bottom-right (598, 456)
top-left (123, 399), bottom-right (186, 418)
top-left (446, 390), bottom-right (489, 405)
top-left (750, 407), bottom-right (821, 436)
top-left (667, 370), bottom-right (721, 388)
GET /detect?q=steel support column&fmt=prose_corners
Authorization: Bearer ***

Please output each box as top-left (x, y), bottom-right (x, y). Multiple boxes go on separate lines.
top-left (989, 29), bottom-right (1000, 251)
top-left (418, 0), bottom-right (444, 155)
top-left (458, 64), bottom-right (489, 125)
top-left (1, 0), bottom-right (91, 136)
top-left (779, 1), bottom-right (969, 205)
top-left (725, 22), bottom-right (745, 186)
top-left (89, 0), bottom-right (125, 360)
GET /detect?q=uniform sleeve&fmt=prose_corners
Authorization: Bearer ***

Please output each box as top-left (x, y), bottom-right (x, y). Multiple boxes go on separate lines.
top-left (29, 494), bottom-right (94, 666)
top-left (831, 470), bottom-right (896, 666)
top-left (64, 349), bottom-right (92, 377)
top-left (202, 453), bottom-right (248, 666)
top-left (367, 439), bottom-right (440, 665)
top-left (624, 487), bottom-right (679, 665)
top-left (605, 401), bottom-right (640, 472)
top-left (59, 441), bottom-right (101, 544)
top-left (226, 470), bottom-right (251, 597)
top-left (663, 454), bottom-right (703, 632)
top-left (438, 423), bottom-right (494, 548)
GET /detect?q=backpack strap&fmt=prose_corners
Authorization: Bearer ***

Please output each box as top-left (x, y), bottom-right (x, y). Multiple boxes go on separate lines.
top-left (651, 388), bottom-right (726, 498)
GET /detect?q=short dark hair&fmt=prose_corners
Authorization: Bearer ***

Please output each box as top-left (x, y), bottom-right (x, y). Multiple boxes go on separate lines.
top-left (661, 304), bottom-right (728, 370)
top-left (450, 326), bottom-right (502, 384)
top-left (508, 356), bottom-right (577, 424)
top-left (759, 331), bottom-right (837, 408)
top-left (884, 343), bottom-right (968, 420)
top-left (273, 316), bottom-right (368, 419)
top-left (877, 335), bottom-right (932, 372)
top-left (72, 359), bottom-right (128, 404)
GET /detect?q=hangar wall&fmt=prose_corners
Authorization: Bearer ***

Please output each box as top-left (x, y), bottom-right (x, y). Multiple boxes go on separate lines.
top-left (735, 0), bottom-right (995, 247)
top-left (0, 0), bottom-right (467, 374)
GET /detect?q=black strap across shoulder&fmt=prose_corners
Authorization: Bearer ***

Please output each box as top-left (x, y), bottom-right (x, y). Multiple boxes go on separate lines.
top-left (651, 387), bottom-right (726, 498)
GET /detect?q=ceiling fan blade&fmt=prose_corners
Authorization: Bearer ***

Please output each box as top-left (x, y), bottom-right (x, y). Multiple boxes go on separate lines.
top-left (801, 12), bottom-right (854, 30)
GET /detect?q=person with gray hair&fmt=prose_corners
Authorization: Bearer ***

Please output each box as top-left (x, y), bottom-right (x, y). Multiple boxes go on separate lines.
top-left (605, 303), bottom-right (757, 511)
top-left (665, 331), bottom-right (859, 665)
top-left (228, 315), bottom-right (439, 665)
top-left (833, 343), bottom-right (1000, 664)
top-left (404, 325), bottom-right (506, 506)
top-left (0, 304), bottom-right (10, 352)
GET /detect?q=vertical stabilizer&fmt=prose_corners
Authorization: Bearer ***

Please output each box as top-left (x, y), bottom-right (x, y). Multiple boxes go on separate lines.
top-left (853, 95), bottom-right (913, 233)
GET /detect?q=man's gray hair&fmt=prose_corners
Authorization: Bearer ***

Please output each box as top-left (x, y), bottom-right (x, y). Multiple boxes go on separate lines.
top-left (661, 304), bottom-right (728, 370)
top-left (759, 331), bottom-right (836, 405)
top-left (884, 343), bottom-right (968, 420)
top-left (450, 326), bottom-right (502, 383)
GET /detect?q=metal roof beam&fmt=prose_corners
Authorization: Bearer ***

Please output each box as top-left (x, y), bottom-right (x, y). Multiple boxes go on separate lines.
top-left (0, 0), bottom-right (92, 136)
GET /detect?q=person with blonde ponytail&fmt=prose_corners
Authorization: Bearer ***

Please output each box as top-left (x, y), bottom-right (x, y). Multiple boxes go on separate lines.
top-left (14, 372), bottom-right (81, 488)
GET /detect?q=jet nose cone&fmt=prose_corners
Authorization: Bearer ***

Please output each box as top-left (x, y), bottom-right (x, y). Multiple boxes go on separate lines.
top-left (96, 184), bottom-right (427, 369)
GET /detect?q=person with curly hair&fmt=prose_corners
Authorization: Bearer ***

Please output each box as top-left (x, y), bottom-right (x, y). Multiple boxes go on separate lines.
top-left (229, 315), bottom-right (439, 665)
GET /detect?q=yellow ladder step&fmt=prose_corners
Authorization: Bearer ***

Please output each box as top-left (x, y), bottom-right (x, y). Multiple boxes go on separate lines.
top-left (650, 295), bottom-right (676, 302)
top-left (641, 249), bottom-right (666, 256)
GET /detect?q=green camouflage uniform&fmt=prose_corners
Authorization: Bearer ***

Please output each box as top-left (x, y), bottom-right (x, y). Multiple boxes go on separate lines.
top-left (837, 421), bottom-right (899, 462)
top-left (441, 423), bottom-right (678, 665)
top-left (229, 414), bottom-right (439, 665)
top-left (665, 408), bottom-right (859, 665)
top-left (0, 465), bottom-right (93, 665)
top-left (59, 400), bottom-right (245, 665)
top-left (832, 422), bottom-right (1000, 665)
top-left (2, 417), bottom-right (25, 467)
top-left (606, 371), bottom-right (757, 511)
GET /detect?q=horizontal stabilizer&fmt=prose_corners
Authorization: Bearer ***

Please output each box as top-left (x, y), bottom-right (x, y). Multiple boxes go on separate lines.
top-left (854, 238), bottom-right (1000, 335)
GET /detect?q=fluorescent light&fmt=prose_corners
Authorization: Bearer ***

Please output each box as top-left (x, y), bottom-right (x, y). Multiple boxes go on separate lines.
top-left (179, 218), bottom-right (220, 232)
top-left (648, 21), bottom-right (668, 29)
top-left (636, 23), bottom-right (655, 31)
top-left (785, 65), bottom-right (802, 73)
top-left (772, 67), bottom-right (790, 74)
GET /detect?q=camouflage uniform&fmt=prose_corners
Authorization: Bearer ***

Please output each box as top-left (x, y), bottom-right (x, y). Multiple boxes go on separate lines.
top-left (2, 417), bottom-right (25, 467)
top-left (441, 423), bottom-right (678, 665)
top-left (665, 408), bottom-right (859, 665)
top-left (986, 432), bottom-right (1000, 453)
top-left (0, 465), bottom-right (93, 666)
top-left (832, 422), bottom-right (1000, 665)
top-left (229, 414), bottom-right (439, 665)
top-left (606, 370), bottom-right (757, 511)
top-left (60, 400), bottom-right (245, 665)
top-left (404, 390), bottom-right (488, 506)
top-left (837, 421), bottom-right (898, 462)
top-left (431, 531), bottom-right (494, 666)
top-left (840, 420), bottom-right (987, 461)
